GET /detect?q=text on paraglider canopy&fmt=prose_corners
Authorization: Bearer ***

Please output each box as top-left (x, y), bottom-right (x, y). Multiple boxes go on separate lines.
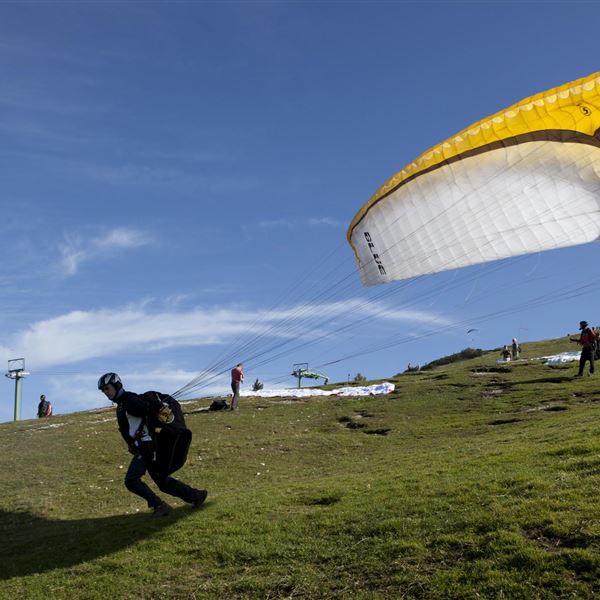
top-left (363, 232), bottom-right (387, 275)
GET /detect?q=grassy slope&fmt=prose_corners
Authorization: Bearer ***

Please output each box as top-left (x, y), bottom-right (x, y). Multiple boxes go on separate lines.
top-left (2, 337), bottom-right (600, 599)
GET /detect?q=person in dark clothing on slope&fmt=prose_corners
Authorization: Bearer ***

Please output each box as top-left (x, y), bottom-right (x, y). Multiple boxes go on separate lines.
top-left (570, 321), bottom-right (597, 377)
top-left (37, 394), bottom-right (52, 418)
top-left (98, 372), bottom-right (207, 517)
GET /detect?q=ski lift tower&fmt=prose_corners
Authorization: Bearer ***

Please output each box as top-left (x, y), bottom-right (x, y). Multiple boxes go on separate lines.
top-left (5, 358), bottom-right (29, 421)
top-left (291, 363), bottom-right (329, 389)
top-left (292, 363), bottom-right (309, 388)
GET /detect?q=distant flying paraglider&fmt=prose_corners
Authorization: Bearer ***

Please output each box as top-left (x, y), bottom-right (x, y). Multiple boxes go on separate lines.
top-left (467, 329), bottom-right (478, 334)
top-left (348, 72), bottom-right (600, 286)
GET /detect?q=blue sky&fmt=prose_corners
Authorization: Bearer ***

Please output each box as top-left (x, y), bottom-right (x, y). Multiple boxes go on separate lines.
top-left (0, 1), bottom-right (599, 422)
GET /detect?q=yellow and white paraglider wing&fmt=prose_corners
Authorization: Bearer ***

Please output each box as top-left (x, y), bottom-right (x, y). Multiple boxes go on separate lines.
top-left (348, 72), bottom-right (600, 286)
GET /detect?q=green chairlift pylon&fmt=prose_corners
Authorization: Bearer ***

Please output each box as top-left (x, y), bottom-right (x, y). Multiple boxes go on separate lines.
top-left (291, 363), bottom-right (329, 388)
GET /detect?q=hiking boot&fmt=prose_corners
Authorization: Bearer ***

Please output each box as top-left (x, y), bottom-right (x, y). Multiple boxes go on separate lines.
top-left (152, 502), bottom-right (172, 518)
top-left (191, 489), bottom-right (208, 509)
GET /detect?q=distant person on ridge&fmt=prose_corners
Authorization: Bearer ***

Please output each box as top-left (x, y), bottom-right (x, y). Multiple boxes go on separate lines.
top-left (570, 321), bottom-right (597, 377)
top-left (511, 338), bottom-right (520, 360)
top-left (37, 394), bottom-right (52, 418)
top-left (500, 345), bottom-right (511, 361)
top-left (98, 372), bottom-right (207, 517)
top-left (230, 363), bottom-right (244, 410)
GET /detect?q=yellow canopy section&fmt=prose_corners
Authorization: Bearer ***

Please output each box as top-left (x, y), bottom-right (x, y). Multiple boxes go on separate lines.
top-left (348, 71), bottom-right (600, 243)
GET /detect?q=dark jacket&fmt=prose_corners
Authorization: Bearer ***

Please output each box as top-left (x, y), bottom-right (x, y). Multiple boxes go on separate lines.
top-left (115, 389), bottom-right (192, 475)
top-left (37, 399), bottom-right (52, 418)
top-left (115, 390), bottom-right (152, 446)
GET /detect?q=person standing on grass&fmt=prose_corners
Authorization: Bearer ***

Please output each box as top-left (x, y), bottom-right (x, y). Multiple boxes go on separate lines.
top-left (570, 321), bottom-right (597, 377)
top-left (230, 363), bottom-right (244, 411)
top-left (511, 338), bottom-right (520, 360)
top-left (98, 372), bottom-right (207, 517)
top-left (37, 394), bottom-right (52, 418)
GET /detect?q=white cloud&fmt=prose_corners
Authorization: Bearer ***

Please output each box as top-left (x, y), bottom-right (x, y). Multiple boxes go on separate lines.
top-left (98, 228), bottom-right (150, 249)
top-left (59, 227), bottom-right (151, 276)
top-left (258, 217), bottom-right (342, 229)
top-left (307, 217), bottom-right (343, 227)
top-left (0, 299), bottom-right (454, 422)
top-left (0, 299), bottom-right (453, 372)
top-left (125, 368), bottom-right (216, 388)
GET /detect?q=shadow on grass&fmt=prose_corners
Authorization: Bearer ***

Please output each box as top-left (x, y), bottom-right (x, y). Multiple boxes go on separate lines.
top-left (0, 506), bottom-right (192, 579)
top-left (515, 376), bottom-right (575, 385)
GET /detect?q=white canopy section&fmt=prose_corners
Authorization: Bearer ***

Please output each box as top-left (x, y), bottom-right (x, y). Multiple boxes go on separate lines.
top-left (350, 142), bottom-right (600, 286)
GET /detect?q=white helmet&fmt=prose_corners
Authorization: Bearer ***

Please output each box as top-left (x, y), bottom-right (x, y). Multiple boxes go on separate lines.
top-left (97, 372), bottom-right (122, 390)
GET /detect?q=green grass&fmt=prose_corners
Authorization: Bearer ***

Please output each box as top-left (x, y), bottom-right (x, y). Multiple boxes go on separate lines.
top-left (2, 336), bottom-right (600, 598)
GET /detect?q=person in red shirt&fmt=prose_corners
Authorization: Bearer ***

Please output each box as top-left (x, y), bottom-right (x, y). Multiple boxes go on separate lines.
top-left (230, 363), bottom-right (244, 410)
top-left (570, 321), bottom-right (597, 377)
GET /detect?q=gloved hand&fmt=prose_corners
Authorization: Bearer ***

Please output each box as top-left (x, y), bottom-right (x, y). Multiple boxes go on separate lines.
top-left (127, 443), bottom-right (138, 455)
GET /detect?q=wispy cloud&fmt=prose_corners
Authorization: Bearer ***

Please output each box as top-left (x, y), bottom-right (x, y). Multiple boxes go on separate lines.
top-left (0, 299), bottom-right (453, 371)
top-left (307, 217), bottom-right (343, 227)
top-left (258, 217), bottom-right (343, 229)
top-left (59, 227), bottom-right (152, 276)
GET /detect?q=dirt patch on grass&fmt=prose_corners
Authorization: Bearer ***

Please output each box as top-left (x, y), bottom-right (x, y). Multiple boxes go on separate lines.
top-left (338, 412), bottom-right (374, 428)
top-left (338, 414), bottom-right (389, 435)
top-left (572, 391), bottom-right (600, 401)
top-left (25, 423), bottom-right (67, 433)
top-left (354, 410), bottom-right (374, 418)
top-left (364, 428), bottom-right (391, 436)
top-left (345, 421), bottom-right (366, 430)
top-left (521, 403), bottom-right (568, 414)
top-left (292, 489), bottom-right (343, 508)
top-left (302, 493), bottom-right (342, 506)
top-left (542, 377), bottom-right (574, 384)
top-left (523, 527), bottom-right (592, 550)
top-left (338, 417), bottom-right (367, 429)
top-left (518, 376), bottom-right (574, 385)
top-left (489, 417), bottom-right (522, 426)
top-left (482, 388), bottom-right (504, 397)
top-left (471, 367), bottom-right (512, 374)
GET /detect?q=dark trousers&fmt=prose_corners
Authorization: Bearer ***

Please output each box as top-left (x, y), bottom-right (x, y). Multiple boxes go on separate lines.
top-left (124, 455), bottom-right (196, 508)
top-left (579, 347), bottom-right (595, 375)
top-left (231, 381), bottom-right (240, 409)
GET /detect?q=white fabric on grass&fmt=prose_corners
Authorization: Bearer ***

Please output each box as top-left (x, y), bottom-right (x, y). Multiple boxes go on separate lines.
top-left (241, 382), bottom-right (395, 398)
top-left (541, 351), bottom-right (581, 365)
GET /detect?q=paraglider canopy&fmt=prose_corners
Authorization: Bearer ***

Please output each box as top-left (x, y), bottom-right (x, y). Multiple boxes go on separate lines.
top-left (348, 72), bottom-right (600, 286)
